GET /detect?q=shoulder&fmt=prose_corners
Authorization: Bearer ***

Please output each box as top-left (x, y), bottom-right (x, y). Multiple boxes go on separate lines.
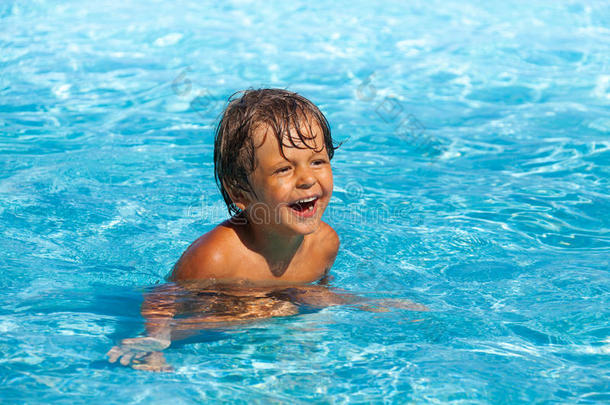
top-left (318, 221), bottom-right (339, 248)
top-left (169, 222), bottom-right (241, 281)
top-left (316, 221), bottom-right (340, 263)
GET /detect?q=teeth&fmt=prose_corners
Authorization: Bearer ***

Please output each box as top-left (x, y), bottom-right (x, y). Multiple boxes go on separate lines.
top-left (296, 197), bottom-right (316, 204)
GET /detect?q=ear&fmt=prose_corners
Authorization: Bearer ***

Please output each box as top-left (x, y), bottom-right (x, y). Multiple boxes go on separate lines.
top-left (223, 181), bottom-right (250, 211)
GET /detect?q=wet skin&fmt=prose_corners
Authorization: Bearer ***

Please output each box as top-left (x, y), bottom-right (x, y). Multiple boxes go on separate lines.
top-left (171, 120), bottom-right (338, 284)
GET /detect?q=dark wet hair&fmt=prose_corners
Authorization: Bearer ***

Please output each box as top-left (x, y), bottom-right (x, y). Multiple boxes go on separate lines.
top-left (214, 88), bottom-right (336, 215)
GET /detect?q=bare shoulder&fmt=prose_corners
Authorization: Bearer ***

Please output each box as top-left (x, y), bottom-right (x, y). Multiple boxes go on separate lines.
top-left (169, 222), bottom-right (241, 281)
top-left (316, 221), bottom-right (340, 262)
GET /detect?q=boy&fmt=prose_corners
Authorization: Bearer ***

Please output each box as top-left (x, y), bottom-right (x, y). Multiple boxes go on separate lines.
top-left (173, 88), bottom-right (339, 285)
top-left (107, 89), bottom-right (426, 371)
top-left (108, 89), bottom-right (341, 371)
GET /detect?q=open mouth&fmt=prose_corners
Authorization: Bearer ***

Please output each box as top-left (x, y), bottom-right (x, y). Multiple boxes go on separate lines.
top-left (288, 196), bottom-right (318, 217)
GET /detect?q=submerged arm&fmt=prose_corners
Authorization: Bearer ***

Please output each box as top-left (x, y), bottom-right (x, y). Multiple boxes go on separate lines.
top-left (275, 284), bottom-right (429, 312)
top-left (107, 283), bottom-right (182, 371)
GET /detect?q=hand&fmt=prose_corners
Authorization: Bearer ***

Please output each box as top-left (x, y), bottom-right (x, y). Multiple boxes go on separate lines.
top-left (131, 351), bottom-right (173, 372)
top-left (107, 337), bottom-right (172, 371)
top-left (376, 298), bottom-right (430, 311)
top-left (357, 298), bottom-right (429, 312)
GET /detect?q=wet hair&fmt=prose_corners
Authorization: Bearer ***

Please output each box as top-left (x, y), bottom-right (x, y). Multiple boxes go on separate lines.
top-left (214, 88), bottom-right (336, 215)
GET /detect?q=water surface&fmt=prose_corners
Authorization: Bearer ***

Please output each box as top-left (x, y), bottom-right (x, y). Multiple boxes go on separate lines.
top-left (1, 0), bottom-right (609, 403)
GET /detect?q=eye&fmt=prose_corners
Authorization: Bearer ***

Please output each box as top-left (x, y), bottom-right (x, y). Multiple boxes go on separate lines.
top-left (274, 166), bottom-right (291, 175)
top-left (312, 159), bottom-right (328, 166)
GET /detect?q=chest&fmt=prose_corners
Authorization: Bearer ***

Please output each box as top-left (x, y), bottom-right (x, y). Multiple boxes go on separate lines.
top-left (233, 246), bottom-right (328, 283)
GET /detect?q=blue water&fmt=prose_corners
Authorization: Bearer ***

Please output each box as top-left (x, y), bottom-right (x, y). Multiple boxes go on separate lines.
top-left (1, 0), bottom-right (609, 403)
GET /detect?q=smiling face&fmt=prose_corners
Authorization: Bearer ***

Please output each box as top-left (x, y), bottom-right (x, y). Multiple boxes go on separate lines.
top-left (236, 119), bottom-right (333, 236)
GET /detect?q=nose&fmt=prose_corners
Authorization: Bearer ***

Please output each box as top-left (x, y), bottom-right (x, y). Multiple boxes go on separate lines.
top-left (296, 166), bottom-right (316, 189)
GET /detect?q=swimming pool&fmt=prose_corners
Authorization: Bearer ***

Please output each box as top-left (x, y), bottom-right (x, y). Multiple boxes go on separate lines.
top-left (1, 0), bottom-right (609, 402)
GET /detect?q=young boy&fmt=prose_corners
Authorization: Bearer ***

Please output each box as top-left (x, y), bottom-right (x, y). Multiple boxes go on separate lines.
top-left (173, 88), bottom-right (339, 285)
top-left (108, 89), bottom-right (342, 371)
top-left (107, 89), bottom-right (426, 371)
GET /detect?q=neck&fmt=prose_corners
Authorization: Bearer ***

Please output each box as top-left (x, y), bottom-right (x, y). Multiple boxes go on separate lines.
top-left (246, 221), bottom-right (304, 277)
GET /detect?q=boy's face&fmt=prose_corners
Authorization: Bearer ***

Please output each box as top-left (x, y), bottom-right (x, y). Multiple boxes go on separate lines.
top-left (239, 119), bottom-right (333, 236)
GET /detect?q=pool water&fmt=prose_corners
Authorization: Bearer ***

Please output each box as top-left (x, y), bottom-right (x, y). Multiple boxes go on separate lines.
top-left (1, 0), bottom-right (609, 403)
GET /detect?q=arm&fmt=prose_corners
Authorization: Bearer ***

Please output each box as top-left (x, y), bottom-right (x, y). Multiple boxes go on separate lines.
top-left (140, 283), bottom-right (180, 341)
top-left (276, 284), bottom-right (429, 312)
top-left (107, 240), bottom-right (233, 372)
top-left (107, 283), bottom-right (180, 371)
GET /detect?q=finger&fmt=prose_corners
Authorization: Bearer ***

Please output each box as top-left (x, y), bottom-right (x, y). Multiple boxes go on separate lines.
top-left (410, 303), bottom-right (430, 311)
top-left (133, 351), bottom-right (148, 360)
top-left (120, 352), bottom-right (135, 366)
top-left (132, 363), bottom-right (155, 371)
top-left (132, 363), bottom-right (165, 372)
top-left (161, 364), bottom-right (174, 372)
top-left (132, 363), bottom-right (174, 372)
top-left (107, 346), bottom-right (122, 363)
